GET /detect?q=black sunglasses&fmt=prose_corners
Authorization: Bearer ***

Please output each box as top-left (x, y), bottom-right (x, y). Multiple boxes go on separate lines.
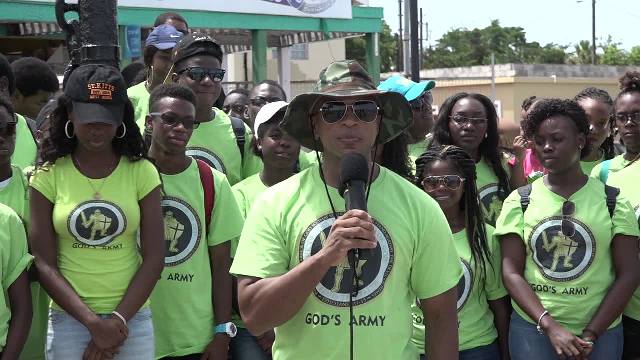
top-left (561, 200), bottom-right (576, 237)
top-left (249, 96), bottom-right (283, 107)
top-left (177, 67), bottom-right (225, 83)
top-left (0, 120), bottom-right (17, 137)
top-left (421, 175), bottom-right (465, 192)
top-left (149, 112), bottom-right (199, 130)
top-left (318, 100), bottom-right (379, 124)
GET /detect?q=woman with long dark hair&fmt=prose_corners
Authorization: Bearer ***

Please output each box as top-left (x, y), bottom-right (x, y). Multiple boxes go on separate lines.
top-left (29, 64), bottom-right (164, 359)
top-left (590, 72), bottom-right (640, 360)
top-left (574, 87), bottom-right (615, 176)
top-left (431, 93), bottom-right (527, 227)
top-left (412, 145), bottom-right (510, 360)
top-left (496, 98), bottom-right (639, 360)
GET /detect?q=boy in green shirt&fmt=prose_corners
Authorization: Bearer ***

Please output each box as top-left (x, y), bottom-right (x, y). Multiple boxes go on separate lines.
top-left (230, 60), bottom-right (462, 360)
top-left (146, 83), bottom-right (243, 359)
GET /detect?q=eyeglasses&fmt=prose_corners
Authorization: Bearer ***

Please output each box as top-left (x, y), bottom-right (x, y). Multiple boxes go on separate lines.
top-left (149, 112), bottom-right (199, 130)
top-left (421, 175), bottom-right (465, 192)
top-left (614, 111), bottom-right (640, 125)
top-left (249, 96), bottom-right (283, 107)
top-left (450, 114), bottom-right (488, 127)
top-left (223, 104), bottom-right (246, 114)
top-left (177, 67), bottom-right (225, 83)
top-left (318, 100), bottom-right (379, 124)
top-left (561, 200), bottom-right (576, 238)
top-left (0, 119), bottom-right (17, 137)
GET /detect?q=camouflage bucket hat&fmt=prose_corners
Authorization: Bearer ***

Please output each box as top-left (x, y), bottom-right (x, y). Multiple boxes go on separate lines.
top-left (281, 60), bottom-right (412, 151)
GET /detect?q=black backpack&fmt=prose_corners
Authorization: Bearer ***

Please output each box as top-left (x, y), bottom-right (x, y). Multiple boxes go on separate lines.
top-left (517, 183), bottom-right (619, 218)
top-left (229, 116), bottom-right (246, 159)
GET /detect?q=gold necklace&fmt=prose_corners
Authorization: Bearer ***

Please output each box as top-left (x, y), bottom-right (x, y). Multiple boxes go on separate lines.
top-left (74, 156), bottom-right (116, 200)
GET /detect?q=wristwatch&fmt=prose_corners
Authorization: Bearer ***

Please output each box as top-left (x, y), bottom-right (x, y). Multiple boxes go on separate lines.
top-left (214, 322), bottom-right (238, 338)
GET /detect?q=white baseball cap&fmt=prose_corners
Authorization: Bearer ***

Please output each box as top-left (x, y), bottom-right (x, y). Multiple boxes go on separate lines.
top-left (253, 101), bottom-right (289, 137)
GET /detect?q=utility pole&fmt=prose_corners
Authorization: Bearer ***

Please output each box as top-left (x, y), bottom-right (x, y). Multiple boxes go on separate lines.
top-left (591, 0), bottom-right (596, 64)
top-left (409, 0), bottom-right (419, 81)
top-left (398, 0), bottom-right (403, 72)
top-left (403, 0), bottom-right (411, 76)
top-left (419, 8), bottom-right (423, 70)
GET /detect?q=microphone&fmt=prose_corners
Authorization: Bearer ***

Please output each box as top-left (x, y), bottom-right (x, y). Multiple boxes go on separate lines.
top-left (339, 153), bottom-right (370, 262)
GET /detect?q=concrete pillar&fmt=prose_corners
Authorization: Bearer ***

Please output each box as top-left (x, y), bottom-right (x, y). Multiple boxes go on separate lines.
top-left (365, 32), bottom-right (380, 85)
top-left (251, 29), bottom-right (267, 85)
top-left (276, 46), bottom-right (291, 99)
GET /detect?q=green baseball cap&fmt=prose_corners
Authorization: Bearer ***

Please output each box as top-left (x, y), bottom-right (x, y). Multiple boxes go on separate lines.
top-left (281, 60), bottom-right (412, 151)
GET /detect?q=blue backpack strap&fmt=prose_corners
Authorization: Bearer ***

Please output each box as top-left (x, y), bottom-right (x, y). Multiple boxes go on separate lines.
top-left (604, 185), bottom-right (619, 218)
top-left (599, 159), bottom-right (612, 183)
top-left (517, 184), bottom-right (533, 213)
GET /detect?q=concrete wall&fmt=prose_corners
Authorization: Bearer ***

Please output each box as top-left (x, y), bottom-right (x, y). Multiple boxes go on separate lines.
top-left (225, 38), bottom-right (345, 88)
top-left (430, 76), bottom-right (620, 125)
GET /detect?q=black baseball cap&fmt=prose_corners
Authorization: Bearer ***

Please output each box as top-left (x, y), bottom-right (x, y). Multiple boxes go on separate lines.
top-left (64, 64), bottom-right (127, 125)
top-left (171, 32), bottom-right (223, 66)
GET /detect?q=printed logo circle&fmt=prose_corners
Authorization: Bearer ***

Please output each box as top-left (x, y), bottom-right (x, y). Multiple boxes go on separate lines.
top-left (162, 197), bottom-right (202, 267)
top-left (68, 201), bottom-right (126, 246)
top-left (479, 184), bottom-right (506, 226)
top-left (186, 147), bottom-right (226, 174)
top-left (529, 217), bottom-right (595, 282)
top-left (456, 259), bottom-right (473, 311)
top-left (299, 213), bottom-right (394, 307)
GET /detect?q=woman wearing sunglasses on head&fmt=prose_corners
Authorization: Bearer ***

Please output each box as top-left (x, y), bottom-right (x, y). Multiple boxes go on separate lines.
top-left (495, 98), bottom-right (640, 360)
top-left (412, 145), bottom-right (510, 360)
top-left (29, 64), bottom-right (164, 359)
top-left (589, 72), bottom-right (640, 360)
top-left (164, 32), bottom-right (261, 186)
top-left (431, 93), bottom-right (527, 227)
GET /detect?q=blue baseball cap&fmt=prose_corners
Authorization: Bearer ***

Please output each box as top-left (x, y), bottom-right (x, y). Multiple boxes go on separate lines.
top-left (145, 24), bottom-right (184, 50)
top-left (377, 75), bottom-right (435, 102)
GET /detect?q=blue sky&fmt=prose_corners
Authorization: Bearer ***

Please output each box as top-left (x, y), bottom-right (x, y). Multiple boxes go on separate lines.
top-left (368, 0), bottom-right (640, 51)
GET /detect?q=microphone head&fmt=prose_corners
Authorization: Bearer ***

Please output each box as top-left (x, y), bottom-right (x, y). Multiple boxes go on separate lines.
top-left (338, 153), bottom-right (369, 197)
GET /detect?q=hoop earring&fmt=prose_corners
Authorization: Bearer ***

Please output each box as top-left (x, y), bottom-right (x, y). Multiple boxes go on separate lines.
top-left (64, 120), bottom-right (74, 138)
top-left (116, 123), bottom-right (127, 139)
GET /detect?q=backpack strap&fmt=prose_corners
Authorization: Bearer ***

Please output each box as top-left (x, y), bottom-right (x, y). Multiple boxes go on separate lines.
top-left (196, 159), bottom-right (216, 235)
top-left (229, 116), bottom-right (246, 160)
top-left (517, 184), bottom-right (533, 213)
top-left (604, 184), bottom-right (619, 218)
top-left (599, 159), bottom-right (612, 184)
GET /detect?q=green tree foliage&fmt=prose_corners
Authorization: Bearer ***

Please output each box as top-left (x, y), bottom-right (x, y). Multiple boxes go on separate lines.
top-left (422, 20), bottom-right (568, 68)
top-left (346, 20), bottom-right (396, 72)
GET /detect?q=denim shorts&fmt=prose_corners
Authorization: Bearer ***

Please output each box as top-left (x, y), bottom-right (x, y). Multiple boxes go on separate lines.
top-left (509, 311), bottom-right (623, 360)
top-left (46, 308), bottom-right (154, 359)
top-left (229, 327), bottom-right (272, 360)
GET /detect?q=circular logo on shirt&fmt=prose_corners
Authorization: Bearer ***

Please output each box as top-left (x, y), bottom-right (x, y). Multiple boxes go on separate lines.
top-left (299, 213), bottom-right (394, 307)
top-left (68, 201), bottom-right (126, 246)
top-left (529, 217), bottom-right (595, 282)
top-left (162, 197), bottom-right (202, 267)
top-left (456, 259), bottom-right (473, 311)
top-left (479, 184), bottom-right (506, 226)
top-left (186, 147), bottom-right (226, 174)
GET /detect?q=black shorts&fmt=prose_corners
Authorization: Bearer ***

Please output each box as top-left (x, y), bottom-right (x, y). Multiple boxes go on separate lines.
top-left (623, 315), bottom-right (640, 360)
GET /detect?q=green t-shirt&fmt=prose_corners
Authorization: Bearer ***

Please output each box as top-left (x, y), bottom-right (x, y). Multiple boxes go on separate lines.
top-left (230, 164), bottom-right (462, 360)
top-left (0, 204), bottom-right (33, 351)
top-left (411, 225), bottom-right (506, 353)
top-left (186, 109), bottom-right (262, 186)
top-left (408, 135), bottom-right (432, 173)
top-left (494, 177), bottom-right (640, 334)
top-left (580, 156), bottom-right (604, 178)
top-left (128, 82), bottom-right (151, 132)
top-left (0, 166), bottom-right (29, 223)
top-left (0, 166), bottom-right (48, 360)
top-left (150, 160), bottom-right (243, 358)
top-left (231, 173), bottom-right (267, 220)
top-left (299, 150), bottom-right (319, 171)
top-left (590, 155), bottom-right (640, 320)
top-left (11, 114), bottom-right (37, 170)
top-left (30, 156), bottom-right (160, 314)
top-left (476, 157), bottom-right (508, 227)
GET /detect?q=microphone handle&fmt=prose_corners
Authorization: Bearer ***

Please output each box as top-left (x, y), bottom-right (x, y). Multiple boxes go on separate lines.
top-left (344, 181), bottom-right (368, 260)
